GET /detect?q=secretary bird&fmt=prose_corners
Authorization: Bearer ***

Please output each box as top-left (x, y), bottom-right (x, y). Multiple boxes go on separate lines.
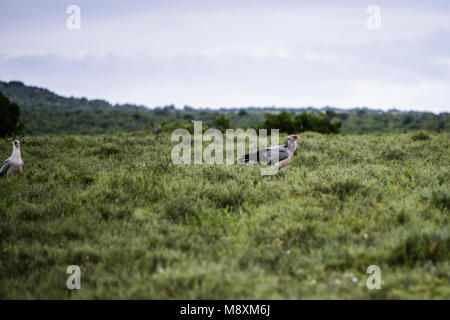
top-left (0, 140), bottom-right (24, 177)
top-left (239, 135), bottom-right (300, 168)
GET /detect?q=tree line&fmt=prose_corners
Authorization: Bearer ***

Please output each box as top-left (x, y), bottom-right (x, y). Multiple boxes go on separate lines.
top-left (0, 81), bottom-right (448, 137)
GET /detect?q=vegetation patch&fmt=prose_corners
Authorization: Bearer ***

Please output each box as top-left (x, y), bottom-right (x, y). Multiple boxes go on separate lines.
top-left (412, 132), bottom-right (431, 141)
top-left (0, 131), bottom-right (449, 299)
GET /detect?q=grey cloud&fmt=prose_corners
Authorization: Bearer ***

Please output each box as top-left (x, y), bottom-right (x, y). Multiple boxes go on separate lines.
top-left (0, 0), bottom-right (449, 111)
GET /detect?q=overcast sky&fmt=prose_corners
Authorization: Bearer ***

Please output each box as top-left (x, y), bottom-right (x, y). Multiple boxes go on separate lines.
top-left (0, 0), bottom-right (449, 112)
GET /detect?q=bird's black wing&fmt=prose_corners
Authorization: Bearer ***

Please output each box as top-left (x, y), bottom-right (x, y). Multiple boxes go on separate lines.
top-left (240, 150), bottom-right (263, 163)
top-left (240, 145), bottom-right (291, 164)
top-left (265, 147), bottom-right (290, 164)
top-left (0, 159), bottom-right (11, 177)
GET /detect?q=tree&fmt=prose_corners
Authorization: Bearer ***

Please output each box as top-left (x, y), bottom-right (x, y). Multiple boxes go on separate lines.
top-left (262, 111), bottom-right (341, 134)
top-left (294, 112), bottom-right (341, 134)
top-left (214, 114), bottom-right (231, 132)
top-left (326, 110), bottom-right (336, 120)
top-left (263, 111), bottom-right (296, 133)
top-left (0, 91), bottom-right (24, 139)
top-left (238, 109), bottom-right (248, 117)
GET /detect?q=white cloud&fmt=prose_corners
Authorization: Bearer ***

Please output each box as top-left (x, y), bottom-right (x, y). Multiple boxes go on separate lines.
top-left (0, 0), bottom-right (449, 112)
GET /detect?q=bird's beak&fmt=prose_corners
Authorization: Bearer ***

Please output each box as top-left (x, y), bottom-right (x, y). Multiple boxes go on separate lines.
top-left (293, 136), bottom-right (300, 140)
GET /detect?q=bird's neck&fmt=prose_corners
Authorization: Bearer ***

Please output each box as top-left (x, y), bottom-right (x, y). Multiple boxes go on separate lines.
top-left (12, 147), bottom-right (22, 161)
top-left (287, 140), bottom-right (297, 153)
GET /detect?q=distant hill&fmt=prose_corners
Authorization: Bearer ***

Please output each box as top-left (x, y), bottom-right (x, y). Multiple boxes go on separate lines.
top-left (0, 81), bottom-right (146, 111)
top-left (0, 80), bottom-right (448, 135)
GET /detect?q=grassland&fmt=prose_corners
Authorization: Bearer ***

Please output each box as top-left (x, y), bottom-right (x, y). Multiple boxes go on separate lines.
top-left (0, 131), bottom-right (449, 299)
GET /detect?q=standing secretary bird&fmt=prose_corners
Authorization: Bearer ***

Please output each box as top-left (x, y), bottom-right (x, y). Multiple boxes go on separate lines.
top-left (0, 140), bottom-right (24, 177)
top-left (239, 135), bottom-right (300, 168)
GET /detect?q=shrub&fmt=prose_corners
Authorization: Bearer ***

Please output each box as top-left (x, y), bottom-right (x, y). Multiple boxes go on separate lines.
top-left (425, 187), bottom-right (450, 210)
top-left (295, 112), bottom-right (341, 134)
top-left (263, 111), bottom-right (296, 133)
top-left (0, 91), bottom-right (24, 138)
top-left (411, 132), bottom-right (430, 141)
top-left (314, 179), bottom-right (367, 200)
top-left (262, 111), bottom-right (341, 134)
top-left (388, 231), bottom-right (450, 266)
top-left (214, 115), bottom-right (231, 132)
top-left (381, 147), bottom-right (406, 160)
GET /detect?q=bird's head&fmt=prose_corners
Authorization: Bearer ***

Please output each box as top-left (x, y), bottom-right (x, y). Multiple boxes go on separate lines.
top-left (287, 135), bottom-right (300, 143)
top-left (13, 140), bottom-right (22, 149)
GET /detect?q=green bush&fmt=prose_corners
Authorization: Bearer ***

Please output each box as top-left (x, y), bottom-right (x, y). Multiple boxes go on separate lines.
top-left (0, 91), bottom-right (24, 138)
top-left (295, 112), bottom-right (342, 134)
top-left (262, 111), bottom-right (341, 134)
top-left (262, 111), bottom-right (296, 133)
top-left (214, 115), bottom-right (231, 132)
top-left (412, 132), bottom-right (430, 141)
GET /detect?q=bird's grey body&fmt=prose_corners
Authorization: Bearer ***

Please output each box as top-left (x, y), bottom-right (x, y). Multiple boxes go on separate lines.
top-left (0, 140), bottom-right (24, 177)
top-left (239, 135), bottom-right (299, 167)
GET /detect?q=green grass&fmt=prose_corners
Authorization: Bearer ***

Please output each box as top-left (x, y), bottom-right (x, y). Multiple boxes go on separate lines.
top-left (0, 131), bottom-right (449, 299)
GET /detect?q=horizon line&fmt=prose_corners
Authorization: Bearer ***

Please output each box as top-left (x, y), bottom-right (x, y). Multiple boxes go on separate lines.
top-left (1, 79), bottom-right (448, 115)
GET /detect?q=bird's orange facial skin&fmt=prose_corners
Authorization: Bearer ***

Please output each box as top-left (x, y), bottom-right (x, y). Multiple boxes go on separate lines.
top-left (14, 141), bottom-right (20, 147)
top-left (293, 136), bottom-right (300, 140)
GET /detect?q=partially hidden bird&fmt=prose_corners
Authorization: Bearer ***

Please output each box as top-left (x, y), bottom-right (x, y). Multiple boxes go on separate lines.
top-left (239, 135), bottom-right (300, 167)
top-left (0, 140), bottom-right (24, 177)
